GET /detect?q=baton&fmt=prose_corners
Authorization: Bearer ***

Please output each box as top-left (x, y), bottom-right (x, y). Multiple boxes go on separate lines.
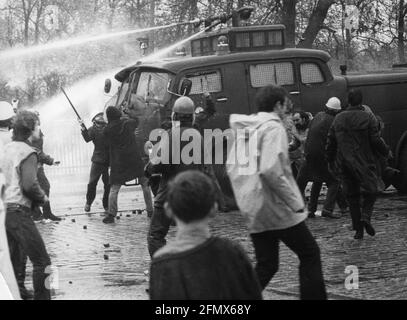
top-left (61, 87), bottom-right (82, 121)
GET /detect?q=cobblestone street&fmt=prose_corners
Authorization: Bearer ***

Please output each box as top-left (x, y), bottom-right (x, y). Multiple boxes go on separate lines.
top-left (25, 183), bottom-right (407, 300)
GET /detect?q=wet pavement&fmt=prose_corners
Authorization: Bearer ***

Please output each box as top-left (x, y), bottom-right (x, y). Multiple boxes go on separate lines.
top-left (24, 183), bottom-right (407, 300)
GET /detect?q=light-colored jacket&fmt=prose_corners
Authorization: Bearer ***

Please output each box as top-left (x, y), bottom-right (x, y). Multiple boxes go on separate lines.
top-left (0, 131), bottom-right (21, 300)
top-left (227, 112), bottom-right (307, 234)
top-left (3, 141), bottom-right (37, 208)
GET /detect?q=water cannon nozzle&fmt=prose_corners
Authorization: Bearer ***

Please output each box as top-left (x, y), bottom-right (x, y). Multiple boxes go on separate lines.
top-left (237, 6), bottom-right (254, 20)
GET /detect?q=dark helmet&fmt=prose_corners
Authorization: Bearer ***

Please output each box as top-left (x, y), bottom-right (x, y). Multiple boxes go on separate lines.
top-left (173, 96), bottom-right (195, 114)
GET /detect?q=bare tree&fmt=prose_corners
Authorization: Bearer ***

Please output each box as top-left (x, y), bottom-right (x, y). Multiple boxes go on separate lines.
top-left (397, 0), bottom-right (407, 62)
top-left (297, 0), bottom-right (336, 48)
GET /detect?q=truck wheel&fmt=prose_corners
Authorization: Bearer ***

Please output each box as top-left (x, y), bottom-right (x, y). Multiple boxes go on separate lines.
top-left (396, 142), bottom-right (407, 194)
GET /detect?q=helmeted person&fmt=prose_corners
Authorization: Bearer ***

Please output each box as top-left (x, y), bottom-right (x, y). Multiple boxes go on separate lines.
top-left (102, 106), bottom-right (145, 224)
top-left (0, 101), bottom-right (20, 300)
top-left (80, 112), bottom-right (110, 213)
top-left (296, 97), bottom-right (348, 218)
top-left (0, 101), bottom-right (14, 149)
top-left (146, 96), bottom-right (204, 257)
top-left (326, 89), bottom-right (390, 239)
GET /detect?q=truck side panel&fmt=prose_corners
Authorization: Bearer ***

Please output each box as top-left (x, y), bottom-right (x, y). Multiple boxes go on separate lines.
top-left (346, 78), bottom-right (407, 150)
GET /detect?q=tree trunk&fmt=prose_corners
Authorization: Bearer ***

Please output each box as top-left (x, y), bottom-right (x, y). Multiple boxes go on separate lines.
top-left (297, 0), bottom-right (336, 48)
top-left (22, 0), bottom-right (29, 46)
top-left (281, 0), bottom-right (296, 48)
top-left (398, 0), bottom-right (406, 63)
top-left (149, 0), bottom-right (155, 51)
top-left (34, 0), bottom-right (45, 45)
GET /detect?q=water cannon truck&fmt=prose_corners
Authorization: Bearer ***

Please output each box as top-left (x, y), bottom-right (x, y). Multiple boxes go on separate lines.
top-left (104, 7), bottom-right (407, 197)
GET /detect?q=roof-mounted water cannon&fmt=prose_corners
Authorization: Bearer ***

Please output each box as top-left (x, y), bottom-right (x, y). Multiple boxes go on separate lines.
top-left (193, 6), bottom-right (254, 31)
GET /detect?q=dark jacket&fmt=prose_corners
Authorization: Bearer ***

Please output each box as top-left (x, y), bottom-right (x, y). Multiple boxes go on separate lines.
top-left (150, 125), bottom-right (204, 208)
top-left (103, 118), bottom-right (144, 185)
top-left (31, 131), bottom-right (54, 167)
top-left (81, 125), bottom-right (109, 165)
top-left (305, 109), bottom-right (337, 179)
top-left (326, 105), bottom-right (389, 193)
top-left (149, 237), bottom-right (262, 300)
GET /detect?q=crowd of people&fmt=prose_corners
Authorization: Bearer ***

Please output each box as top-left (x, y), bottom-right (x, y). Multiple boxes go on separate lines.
top-left (0, 83), bottom-right (399, 300)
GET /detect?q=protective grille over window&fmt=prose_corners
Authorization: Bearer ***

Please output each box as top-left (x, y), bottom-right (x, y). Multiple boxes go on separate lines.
top-left (268, 31), bottom-right (283, 46)
top-left (250, 63), bottom-right (294, 87)
top-left (253, 32), bottom-right (265, 47)
top-left (191, 40), bottom-right (201, 56)
top-left (236, 32), bottom-right (250, 48)
top-left (301, 63), bottom-right (324, 84)
top-left (202, 38), bottom-right (211, 55)
top-left (184, 71), bottom-right (222, 94)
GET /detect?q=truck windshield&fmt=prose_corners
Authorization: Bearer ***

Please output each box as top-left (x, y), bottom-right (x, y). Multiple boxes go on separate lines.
top-left (106, 81), bottom-right (129, 109)
top-left (135, 71), bottom-right (170, 103)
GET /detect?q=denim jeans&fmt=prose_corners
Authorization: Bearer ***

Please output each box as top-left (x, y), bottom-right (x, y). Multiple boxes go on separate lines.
top-left (37, 167), bottom-right (52, 217)
top-left (108, 177), bottom-right (153, 217)
top-left (342, 173), bottom-right (377, 230)
top-left (86, 162), bottom-right (110, 209)
top-left (250, 222), bottom-right (327, 300)
top-left (6, 205), bottom-right (51, 300)
top-left (322, 179), bottom-right (348, 215)
top-left (147, 206), bottom-right (172, 257)
top-left (307, 181), bottom-right (323, 213)
top-left (140, 177), bottom-right (153, 215)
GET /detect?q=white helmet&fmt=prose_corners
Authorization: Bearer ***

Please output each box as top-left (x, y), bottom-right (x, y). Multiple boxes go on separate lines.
top-left (325, 97), bottom-right (341, 110)
top-left (0, 101), bottom-right (15, 121)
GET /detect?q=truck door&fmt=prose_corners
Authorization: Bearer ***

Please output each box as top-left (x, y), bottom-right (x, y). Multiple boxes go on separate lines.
top-left (245, 60), bottom-right (301, 111)
top-left (179, 63), bottom-right (248, 130)
top-left (297, 60), bottom-right (331, 114)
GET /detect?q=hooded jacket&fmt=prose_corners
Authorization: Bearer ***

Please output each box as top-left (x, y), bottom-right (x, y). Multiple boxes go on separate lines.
top-left (227, 112), bottom-right (306, 234)
top-left (103, 118), bottom-right (144, 185)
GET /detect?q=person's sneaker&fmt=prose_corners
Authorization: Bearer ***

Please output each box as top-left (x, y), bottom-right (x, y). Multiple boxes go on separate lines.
top-left (43, 213), bottom-right (62, 221)
top-left (41, 219), bottom-right (52, 224)
top-left (363, 221), bottom-right (376, 236)
top-left (308, 212), bottom-right (316, 219)
top-left (321, 210), bottom-right (341, 219)
top-left (103, 215), bottom-right (115, 224)
top-left (354, 228), bottom-right (364, 240)
top-left (84, 203), bottom-right (91, 212)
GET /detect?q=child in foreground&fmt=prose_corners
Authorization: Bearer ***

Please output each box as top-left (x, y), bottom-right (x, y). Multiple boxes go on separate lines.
top-left (149, 170), bottom-right (262, 300)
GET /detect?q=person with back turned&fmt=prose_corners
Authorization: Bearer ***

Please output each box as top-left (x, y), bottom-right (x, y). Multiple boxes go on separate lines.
top-left (326, 89), bottom-right (390, 239)
top-left (227, 85), bottom-right (326, 300)
top-left (149, 170), bottom-right (262, 300)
